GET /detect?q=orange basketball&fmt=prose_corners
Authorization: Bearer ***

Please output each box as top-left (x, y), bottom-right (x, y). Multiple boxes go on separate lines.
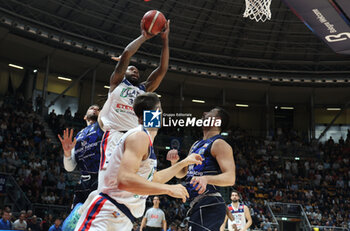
top-left (142, 10), bottom-right (167, 35)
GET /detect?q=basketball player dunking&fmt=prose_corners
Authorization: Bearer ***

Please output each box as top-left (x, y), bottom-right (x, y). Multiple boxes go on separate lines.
top-left (97, 19), bottom-right (170, 195)
top-left (62, 20), bottom-right (170, 230)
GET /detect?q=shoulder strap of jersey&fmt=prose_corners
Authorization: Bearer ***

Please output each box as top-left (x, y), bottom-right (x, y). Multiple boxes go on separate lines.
top-left (138, 83), bottom-right (146, 91)
top-left (142, 127), bottom-right (156, 160)
top-left (122, 77), bottom-right (131, 86)
top-left (188, 140), bottom-right (200, 155)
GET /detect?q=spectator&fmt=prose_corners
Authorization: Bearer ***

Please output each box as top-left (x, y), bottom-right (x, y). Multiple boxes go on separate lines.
top-left (0, 210), bottom-right (12, 230)
top-left (167, 223), bottom-right (176, 231)
top-left (56, 176), bottom-right (65, 196)
top-left (27, 215), bottom-right (41, 231)
top-left (13, 211), bottom-right (27, 230)
top-left (64, 107), bottom-right (71, 120)
top-left (48, 218), bottom-right (61, 231)
top-left (35, 95), bottom-right (42, 112)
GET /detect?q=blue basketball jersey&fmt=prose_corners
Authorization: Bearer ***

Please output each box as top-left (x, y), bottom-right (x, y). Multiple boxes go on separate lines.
top-left (74, 122), bottom-right (104, 174)
top-left (185, 134), bottom-right (223, 200)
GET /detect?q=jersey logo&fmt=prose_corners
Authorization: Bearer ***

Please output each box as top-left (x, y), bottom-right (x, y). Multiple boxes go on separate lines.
top-left (112, 211), bottom-right (120, 218)
top-left (116, 103), bottom-right (134, 111)
top-left (120, 87), bottom-right (142, 99)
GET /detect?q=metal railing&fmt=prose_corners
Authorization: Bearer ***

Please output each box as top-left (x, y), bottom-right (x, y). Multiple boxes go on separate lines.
top-left (265, 201), bottom-right (281, 231)
top-left (1, 172), bottom-right (32, 212)
top-left (32, 203), bottom-right (69, 218)
top-left (267, 202), bottom-right (312, 231)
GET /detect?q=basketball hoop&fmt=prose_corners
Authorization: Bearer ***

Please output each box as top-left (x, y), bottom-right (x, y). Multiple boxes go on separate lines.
top-left (243, 0), bottom-right (272, 22)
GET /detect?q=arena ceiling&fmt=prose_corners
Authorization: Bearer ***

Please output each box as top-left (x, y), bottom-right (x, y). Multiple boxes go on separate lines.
top-left (1, 0), bottom-right (350, 78)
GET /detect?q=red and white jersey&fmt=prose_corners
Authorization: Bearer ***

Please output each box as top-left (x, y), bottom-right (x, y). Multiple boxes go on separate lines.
top-left (227, 203), bottom-right (247, 231)
top-left (101, 125), bottom-right (157, 218)
top-left (99, 78), bottom-right (146, 131)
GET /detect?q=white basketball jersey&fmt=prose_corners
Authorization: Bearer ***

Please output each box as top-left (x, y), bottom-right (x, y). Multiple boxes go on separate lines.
top-left (227, 203), bottom-right (247, 230)
top-left (101, 125), bottom-right (157, 218)
top-left (99, 78), bottom-right (146, 131)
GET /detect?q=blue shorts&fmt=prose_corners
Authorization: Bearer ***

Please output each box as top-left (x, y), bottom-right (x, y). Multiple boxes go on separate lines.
top-left (188, 196), bottom-right (226, 231)
top-left (73, 174), bottom-right (98, 207)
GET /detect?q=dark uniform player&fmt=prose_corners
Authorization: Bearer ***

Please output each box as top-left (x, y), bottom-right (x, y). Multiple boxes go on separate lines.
top-left (58, 104), bottom-right (104, 207)
top-left (167, 107), bottom-right (236, 231)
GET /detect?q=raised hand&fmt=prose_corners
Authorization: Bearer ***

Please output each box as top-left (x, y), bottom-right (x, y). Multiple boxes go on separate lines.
top-left (58, 128), bottom-right (77, 157)
top-left (166, 149), bottom-right (180, 164)
top-left (167, 184), bottom-right (189, 203)
top-left (160, 20), bottom-right (170, 40)
top-left (140, 20), bottom-right (156, 40)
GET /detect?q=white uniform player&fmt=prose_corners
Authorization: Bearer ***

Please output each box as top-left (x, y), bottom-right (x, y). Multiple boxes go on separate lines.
top-left (74, 92), bottom-right (195, 231)
top-left (75, 125), bottom-right (156, 231)
top-left (73, 78), bottom-right (145, 219)
top-left (64, 21), bottom-right (172, 231)
top-left (221, 191), bottom-right (252, 231)
top-left (227, 203), bottom-right (247, 231)
top-left (98, 78), bottom-right (146, 191)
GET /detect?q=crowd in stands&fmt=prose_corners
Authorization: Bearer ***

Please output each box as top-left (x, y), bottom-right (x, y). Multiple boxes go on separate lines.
top-left (0, 94), bottom-right (73, 230)
top-left (0, 206), bottom-right (62, 231)
top-left (0, 94), bottom-right (349, 230)
top-left (231, 128), bottom-right (350, 230)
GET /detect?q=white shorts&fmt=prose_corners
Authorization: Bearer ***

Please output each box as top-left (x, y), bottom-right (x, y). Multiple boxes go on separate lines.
top-left (74, 194), bottom-right (133, 231)
top-left (98, 130), bottom-right (125, 192)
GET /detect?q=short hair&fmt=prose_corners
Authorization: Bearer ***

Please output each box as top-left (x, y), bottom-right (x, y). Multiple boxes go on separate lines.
top-left (1, 210), bottom-right (9, 216)
top-left (89, 104), bottom-right (101, 108)
top-left (214, 107), bottom-right (230, 131)
top-left (231, 190), bottom-right (242, 200)
top-left (133, 93), bottom-right (160, 119)
top-left (88, 104), bottom-right (100, 110)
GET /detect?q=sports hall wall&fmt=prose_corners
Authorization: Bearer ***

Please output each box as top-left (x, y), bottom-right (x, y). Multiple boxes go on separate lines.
top-left (2, 59), bottom-right (350, 137)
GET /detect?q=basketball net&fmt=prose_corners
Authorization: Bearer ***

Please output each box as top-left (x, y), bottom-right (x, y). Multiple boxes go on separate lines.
top-left (243, 0), bottom-right (272, 22)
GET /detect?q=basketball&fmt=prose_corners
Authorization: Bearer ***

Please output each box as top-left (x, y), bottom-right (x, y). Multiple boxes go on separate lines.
top-left (142, 10), bottom-right (167, 35)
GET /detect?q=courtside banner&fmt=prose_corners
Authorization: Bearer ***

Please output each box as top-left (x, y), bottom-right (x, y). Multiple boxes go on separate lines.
top-left (282, 0), bottom-right (350, 54)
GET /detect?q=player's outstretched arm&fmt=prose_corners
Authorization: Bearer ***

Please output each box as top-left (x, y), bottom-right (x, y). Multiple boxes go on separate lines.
top-left (58, 128), bottom-right (77, 171)
top-left (143, 20), bottom-right (170, 92)
top-left (166, 141), bottom-right (198, 179)
top-left (153, 153), bottom-right (202, 184)
top-left (242, 205), bottom-right (253, 231)
top-left (109, 22), bottom-right (155, 92)
top-left (166, 149), bottom-right (187, 178)
top-left (117, 132), bottom-right (189, 202)
top-left (190, 139), bottom-right (235, 194)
